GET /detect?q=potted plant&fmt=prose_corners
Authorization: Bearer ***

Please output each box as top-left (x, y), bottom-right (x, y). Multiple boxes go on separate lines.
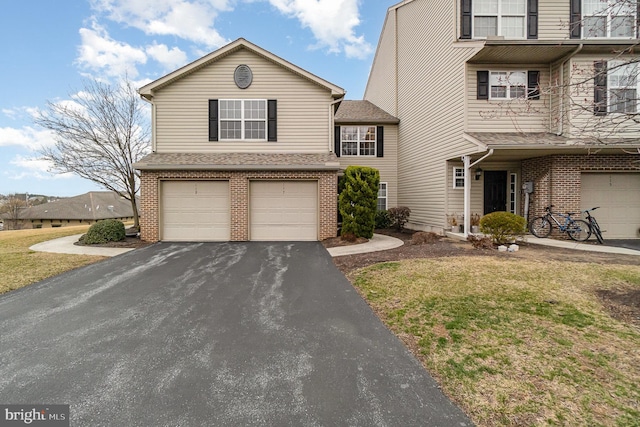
top-left (447, 214), bottom-right (458, 232)
top-left (470, 213), bottom-right (481, 234)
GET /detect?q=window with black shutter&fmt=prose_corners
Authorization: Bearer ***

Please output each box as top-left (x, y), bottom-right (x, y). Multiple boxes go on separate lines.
top-left (594, 61), bottom-right (607, 116)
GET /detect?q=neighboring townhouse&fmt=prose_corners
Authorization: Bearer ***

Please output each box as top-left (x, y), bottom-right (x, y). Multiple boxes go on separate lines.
top-left (134, 39), bottom-right (398, 242)
top-left (1, 191), bottom-right (136, 230)
top-left (365, 0), bottom-right (640, 238)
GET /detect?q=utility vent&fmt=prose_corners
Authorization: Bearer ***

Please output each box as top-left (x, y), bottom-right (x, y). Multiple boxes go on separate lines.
top-left (107, 205), bottom-right (114, 212)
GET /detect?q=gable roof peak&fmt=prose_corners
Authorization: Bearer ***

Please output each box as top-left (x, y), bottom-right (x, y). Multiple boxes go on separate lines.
top-left (139, 38), bottom-right (345, 99)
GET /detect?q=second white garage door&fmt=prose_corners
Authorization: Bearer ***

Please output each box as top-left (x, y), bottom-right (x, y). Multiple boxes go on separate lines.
top-left (581, 173), bottom-right (640, 239)
top-left (161, 181), bottom-right (230, 241)
top-left (250, 181), bottom-right (318, 241)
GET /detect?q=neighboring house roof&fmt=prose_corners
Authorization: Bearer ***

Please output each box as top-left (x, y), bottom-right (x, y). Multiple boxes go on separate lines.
top-left (133, 152), bottom-right (341, 171)
top-left (139, 38), bottom-right (345, 99)
top-left (334, 100), bottom-right (399, 124)
top-left (13, 192), bottom-right (136, 221)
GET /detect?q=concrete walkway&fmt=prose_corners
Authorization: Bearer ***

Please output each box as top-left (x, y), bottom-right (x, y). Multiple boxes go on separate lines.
top-left (325, 233), bottom-right (404, 257)
top-left (447, 231), bottom-right (640, 256)
top-left (29, 234), bottom-right (134, 257)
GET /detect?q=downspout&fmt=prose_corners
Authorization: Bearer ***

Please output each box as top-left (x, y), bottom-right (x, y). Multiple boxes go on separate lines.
top-left (555, 44), bottom-right (583, 136)
top-left (463, 149), bottom-right (494, 237)
top-left (329, 96), bottom-right (345, 152)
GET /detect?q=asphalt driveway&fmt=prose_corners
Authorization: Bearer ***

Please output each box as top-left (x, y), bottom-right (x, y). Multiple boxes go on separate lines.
top-left (0, 242), bottom-right (472, 426)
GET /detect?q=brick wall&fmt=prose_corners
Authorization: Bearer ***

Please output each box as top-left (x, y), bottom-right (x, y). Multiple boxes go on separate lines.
top-left (139, 170), bottom-right (338, 242)
top-left (522, 154), bottom-right (640, 220)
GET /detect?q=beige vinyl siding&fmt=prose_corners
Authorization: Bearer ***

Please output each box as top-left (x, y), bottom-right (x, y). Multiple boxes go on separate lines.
top-left (446, 160), bottom-right (521, 218)
top-left (153, 48), bottom-right (333, 153)
top-left (392, 0), bottom-right (480, 230)
top-left (467, 64), bottom-right (551, 133)
top-left (338, 124), bottom-right (398, 209)
top-left (364, 7), bottom-right (397, 116)
top-left (567, 55), bottom-right (640, 139)
top-left (539, 0), bottom-right (570, 39)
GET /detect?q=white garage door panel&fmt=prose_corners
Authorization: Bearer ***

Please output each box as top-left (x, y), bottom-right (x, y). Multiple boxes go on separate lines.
top-left (162, 181), bottom-right (230, 241)
top-left (251, 181), bottom-right (318, 241)
top-left (581, 173), bottom-right (640, 239)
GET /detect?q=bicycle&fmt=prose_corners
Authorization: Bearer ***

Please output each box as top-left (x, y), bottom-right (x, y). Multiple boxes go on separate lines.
top-left (582, 207), bottom-right (604, 244)
top-left (529, 205), bottom-right (592, 242)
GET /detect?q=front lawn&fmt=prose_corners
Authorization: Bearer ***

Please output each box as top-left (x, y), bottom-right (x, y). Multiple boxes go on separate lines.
top-left (351, 257), bottom-right (640, 426)
top-left (0, 226), bottom-right (105, 294)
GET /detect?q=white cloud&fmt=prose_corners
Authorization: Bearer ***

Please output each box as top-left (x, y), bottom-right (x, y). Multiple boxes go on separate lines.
top-left (268, 0), bottom-right (372, 59)
top-left (90, 0), bottom-right (230, 49)
top-left (77, 20), bottom-right (147, 78)
top-left (8, 155), bottom-right (74, 181)
top-left (146, 43), bottom-right (188, 70)
top-left (0, 126), bottom-right (56, 150)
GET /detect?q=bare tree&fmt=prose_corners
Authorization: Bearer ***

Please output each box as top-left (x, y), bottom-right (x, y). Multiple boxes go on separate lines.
top-left (34, 78), bottom-right (150, 228)
top-left (479, 0), bottom-right (640, 153)
top-left (0, 195), bottom-right (28, 230)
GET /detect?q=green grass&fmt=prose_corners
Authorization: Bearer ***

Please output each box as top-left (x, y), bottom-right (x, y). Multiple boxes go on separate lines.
top-left (351, 257), bottom-right (640, 427)
top-left (0, 226), bottom-right (105, 294)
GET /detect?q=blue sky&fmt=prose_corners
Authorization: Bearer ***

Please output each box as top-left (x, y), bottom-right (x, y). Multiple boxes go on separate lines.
top-left (0, 0), bottom-right (390, 197)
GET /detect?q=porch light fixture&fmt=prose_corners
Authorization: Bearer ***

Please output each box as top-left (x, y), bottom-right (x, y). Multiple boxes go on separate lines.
top-left (475, 168), bottom-right (483, 180)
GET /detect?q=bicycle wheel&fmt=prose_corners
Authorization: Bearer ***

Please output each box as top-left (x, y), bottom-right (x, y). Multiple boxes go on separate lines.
top-left (529, 217), bottom-right (552, 238)
top-left (567, 219), bottom-right (591, 242)
top-left (590, 218), bottom-right (604, 244)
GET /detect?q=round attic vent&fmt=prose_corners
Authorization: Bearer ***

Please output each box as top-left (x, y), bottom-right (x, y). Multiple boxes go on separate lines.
top-left (234, 65), bottom-right (252, 89)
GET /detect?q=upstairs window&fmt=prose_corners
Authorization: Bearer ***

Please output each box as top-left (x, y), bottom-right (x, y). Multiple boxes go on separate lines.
top-left (340, 126), bottom-right (376, 156)
top-left (219, 99), bottom-right (266, 140)
top-left (490, 71), bottom-right (527, 99)
top-left (609, 61), bottom-right (638, 114)
top-left (473, 0), bottom-right (526, 38)
top-left (583, 0), bottom-right (635, 38)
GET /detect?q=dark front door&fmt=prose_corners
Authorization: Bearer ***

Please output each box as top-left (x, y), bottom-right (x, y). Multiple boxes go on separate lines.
top-left (484, 171), bottom-right (508, 214)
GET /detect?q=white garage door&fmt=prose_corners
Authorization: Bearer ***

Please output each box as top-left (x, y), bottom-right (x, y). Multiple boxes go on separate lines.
top-left (250, 181), bottom-right (318, 241)
top-left (161, 181), bottom-right (230, 241)
top-left (581, 173), bottom-right (640, 239)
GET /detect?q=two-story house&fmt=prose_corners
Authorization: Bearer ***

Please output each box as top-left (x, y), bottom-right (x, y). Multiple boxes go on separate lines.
top-left (365, 0), bottom-right (640, 238)
top-left (134, 39), bottom-right (398, 242)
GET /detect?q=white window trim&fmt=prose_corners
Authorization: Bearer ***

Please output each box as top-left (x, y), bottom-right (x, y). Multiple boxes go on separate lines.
top-left (219, 99), bottom-right (267, 141)
top-left (509, 173), bottom-right (517, 214)
top-left (453, 167), bottom-right (465, 189)
top-left (340, 126), bottom-right (377, 157)
top-left (489, 70), bottom-right (527, 100)
top-left (378, 182), bottom-right (388, 211)
top-left (472, 0), bottom-right (527, 39)
top-left (581, 0), bottom-right (637, 39)
top-left (607, 61), bottom-right (639, 114)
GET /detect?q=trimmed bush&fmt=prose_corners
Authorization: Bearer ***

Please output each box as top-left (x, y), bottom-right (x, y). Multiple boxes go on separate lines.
top-left (388, 206), bottom-right (411, 231)
top-left (467, 234), bottom-right (494, 249)
top-left (375, 210), bottom-right (392, 229)
top-left (479, 211), bottom-right (526, 245)
top-left (410, 231), bottom-right (441, 245)
top-left (339, 166), bottom-right (380, 239)
top-left (81, 219), bottom-right (126, 244)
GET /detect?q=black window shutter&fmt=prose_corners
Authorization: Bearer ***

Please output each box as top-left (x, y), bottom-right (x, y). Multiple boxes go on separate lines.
top-left (477, 71), bottom-right (489, 100)
top-left (209, 99), bottom-right (218, 141)
top-left (376, 126), bottom-right (384, 158)
top-left (334, 126), bottom-right (341, 157)
top-left (594, 61), bottom-right (607, 116)
top-left (267, 99), bottom-right (277, 141)
top-left (528, 70), bottom-right (540, 100)
top-left (570, 0), bottom-right (581, 39)
top-left (527, 0), bottom-right (538, 39)
top-left (461, 0), bottom-right (472, 39)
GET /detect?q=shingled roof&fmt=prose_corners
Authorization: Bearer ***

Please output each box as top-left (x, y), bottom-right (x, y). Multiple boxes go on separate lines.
top-left (133, 152), bottom-right (341, 170)
top-left (334, 100), bottom-right (399, 124)
top-left (15, 192), bottom-right (136, 221)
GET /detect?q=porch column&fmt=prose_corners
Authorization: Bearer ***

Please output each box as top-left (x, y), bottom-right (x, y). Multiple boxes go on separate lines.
top-left (462, 155), bottom-right (471, 237)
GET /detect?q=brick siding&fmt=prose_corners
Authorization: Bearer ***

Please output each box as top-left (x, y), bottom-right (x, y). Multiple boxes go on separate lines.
top-left (522, 154), bottom-right (640, 220)
top-left (139, 170), bottom-right (338, 242)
